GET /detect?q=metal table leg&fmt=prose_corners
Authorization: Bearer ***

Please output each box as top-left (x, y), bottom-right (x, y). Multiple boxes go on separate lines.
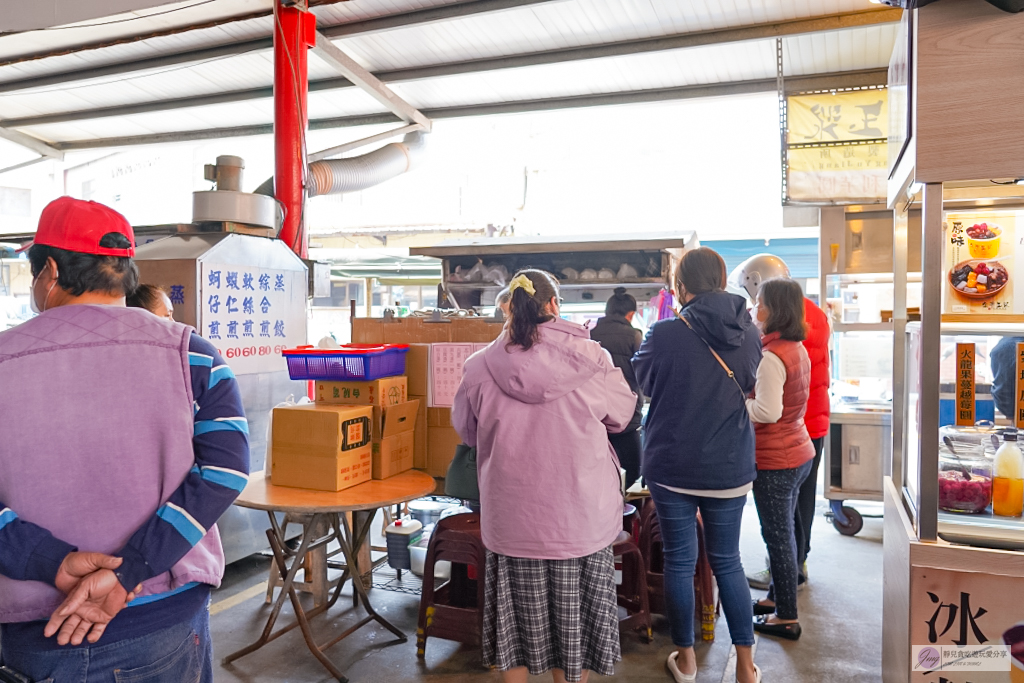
top-left (333, 511), bottom-right (407, 642)
top-left (222, 512), bottom-right (350, 680)
top-left (222, 508), bottom-right (406, 683)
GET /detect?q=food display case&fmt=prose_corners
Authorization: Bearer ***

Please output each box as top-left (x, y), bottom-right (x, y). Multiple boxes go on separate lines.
top-left (818, 207), bottom-right (922, 534)
top-left (880, 5), bottom-right (1024, 680)
top-left (410, 233), bottom-right (698, 335)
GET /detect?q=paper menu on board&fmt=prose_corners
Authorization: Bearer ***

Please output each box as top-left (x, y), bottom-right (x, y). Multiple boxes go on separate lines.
top-left (429, 343), bottom-right (476, 408)
top-left (943, 212), bottom-right (1019, 315)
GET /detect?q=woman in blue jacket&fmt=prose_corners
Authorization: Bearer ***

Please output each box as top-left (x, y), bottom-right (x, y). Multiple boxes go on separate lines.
top-left (633, 248), bottom-right (763, 683)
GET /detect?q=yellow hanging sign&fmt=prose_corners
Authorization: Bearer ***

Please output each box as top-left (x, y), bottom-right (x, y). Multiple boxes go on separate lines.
top-left (787, 143), bottom-right (888, 202)
top-left (787, 89), bottom-right (889, 145)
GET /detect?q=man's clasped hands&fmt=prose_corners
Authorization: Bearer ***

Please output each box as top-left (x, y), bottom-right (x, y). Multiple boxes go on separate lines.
top-left (45, 552), bottom-right (143, 646)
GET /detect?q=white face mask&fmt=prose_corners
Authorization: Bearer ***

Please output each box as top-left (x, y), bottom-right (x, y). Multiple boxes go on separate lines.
top-left (30, 270), bottom-right (58, 314)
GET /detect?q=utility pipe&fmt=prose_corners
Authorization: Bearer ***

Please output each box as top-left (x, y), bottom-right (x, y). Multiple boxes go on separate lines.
top-left (274, 2), bottom-right (316, 259)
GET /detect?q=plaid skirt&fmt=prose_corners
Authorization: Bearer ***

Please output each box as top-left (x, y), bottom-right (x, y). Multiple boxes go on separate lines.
top-left (483, 545), bottom-right (620, 682)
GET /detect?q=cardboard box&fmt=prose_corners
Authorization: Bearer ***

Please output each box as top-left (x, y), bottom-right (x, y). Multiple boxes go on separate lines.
top-left (372, 400), bottom-right (419, 479)
top-left (451, 318), bottom-right (504, 343)
top-left (427, 407), bottom-right (452, 428)
top-left (352, 319), bottom-right (384, 344)
top-left (383, 318), bottom-right (452, 344)
top-left (405, 344), bottom-right (431, 396)
top-left (426, 426), bottom-right (463, 477)
top-left (410, 395), bottom-right (428, 469)
top-left (272, 404), bottom-right (373, 491)
top-left (315, 376), bottom-right (407, 408)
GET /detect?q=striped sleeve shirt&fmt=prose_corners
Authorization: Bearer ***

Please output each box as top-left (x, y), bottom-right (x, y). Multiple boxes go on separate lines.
top-left (0, 332), bottom-right (250, 592)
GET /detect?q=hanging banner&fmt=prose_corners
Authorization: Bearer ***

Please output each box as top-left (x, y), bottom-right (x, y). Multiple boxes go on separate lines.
top-left (784, 88), bottom-right (888, 204)
top-left (943, 211), bottom-right (1019, 316)
top-left (910, 567), bottom-right (1022, 682)
top-left (787, 142), bottom-right (888, 202)
top-left (787, 90), bottom-right (889, 145)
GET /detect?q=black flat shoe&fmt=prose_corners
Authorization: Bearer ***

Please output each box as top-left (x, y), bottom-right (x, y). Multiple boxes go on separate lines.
top-left (753, 615), bottom-right (802, 640)
top-left (752, 600), bottom-right (775, 616)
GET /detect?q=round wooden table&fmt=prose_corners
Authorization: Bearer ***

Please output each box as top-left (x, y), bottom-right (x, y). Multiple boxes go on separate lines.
top-left (223, 470), bottom-right (436, 683)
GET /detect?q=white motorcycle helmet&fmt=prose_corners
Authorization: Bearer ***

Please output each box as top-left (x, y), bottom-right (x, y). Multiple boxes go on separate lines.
top-left (728, 254), bottom-right (791, 302)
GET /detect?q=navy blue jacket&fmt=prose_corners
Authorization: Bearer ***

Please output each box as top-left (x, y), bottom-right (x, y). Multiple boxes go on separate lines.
top-left (990, 336), bottom-right (1024, 419)
top-left (633, 291), bottom-right (762, 490)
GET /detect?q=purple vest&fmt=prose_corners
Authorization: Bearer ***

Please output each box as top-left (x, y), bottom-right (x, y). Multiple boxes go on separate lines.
top-left (0, 305), bottom-right (224, 623)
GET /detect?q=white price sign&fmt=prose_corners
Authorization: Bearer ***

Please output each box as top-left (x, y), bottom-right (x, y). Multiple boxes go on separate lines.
top-left (200, 263), bottom-right (306, 375)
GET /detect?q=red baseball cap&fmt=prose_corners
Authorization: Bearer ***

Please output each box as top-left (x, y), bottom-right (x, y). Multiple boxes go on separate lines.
top-left (33, 197), bottom-right (135, 257)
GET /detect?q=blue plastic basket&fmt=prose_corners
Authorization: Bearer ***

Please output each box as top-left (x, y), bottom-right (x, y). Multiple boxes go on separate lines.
top-left (282, 345), bottom-right (409, 381)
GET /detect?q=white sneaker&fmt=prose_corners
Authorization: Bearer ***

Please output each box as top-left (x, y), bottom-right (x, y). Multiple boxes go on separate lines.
top-left (667, 651), bottom-right (697, 683)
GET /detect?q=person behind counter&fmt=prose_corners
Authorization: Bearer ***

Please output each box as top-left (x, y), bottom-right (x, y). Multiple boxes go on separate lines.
top-left (589, 286), bottom-right (644, 489)
top-left (990, 336), bottom-right (1024, 420)
top-left (453, 269), bottom-right (636, 683)
top-left (633, 247), bottom-right (763, 683)
top-left (747, 278), bottom-right (815, 641)
top-left (0, 197), bottom-right (249, 682)
top-left (126, 283), bottom-right (174, 320)
top-left (495, 286), bottom-right (511, 318)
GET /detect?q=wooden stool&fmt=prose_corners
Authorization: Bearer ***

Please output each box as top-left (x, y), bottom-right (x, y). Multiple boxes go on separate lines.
top-left (416, 513), bottom-right (486, 658)
top-left (613, 529), bottom-right (652, 642)
top-left (265, 513), bottom-right (341, 606)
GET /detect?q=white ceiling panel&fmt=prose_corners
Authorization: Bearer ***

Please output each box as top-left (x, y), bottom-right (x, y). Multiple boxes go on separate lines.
top-left (0, 0), bottom-right (273, 61)
top-left (337, 0), bottom-right (890, 73)
top-left (0, 1), bottom-right (898, 146)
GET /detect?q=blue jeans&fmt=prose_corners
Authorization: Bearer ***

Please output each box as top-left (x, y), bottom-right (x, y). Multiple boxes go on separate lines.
top-left (0, 601), bottom-right (212, 683)
top-left (649, 485), bottom-right (755, 648)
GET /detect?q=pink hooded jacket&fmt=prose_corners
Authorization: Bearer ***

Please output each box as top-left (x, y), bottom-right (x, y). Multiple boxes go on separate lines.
top-left (452, 317), bottom-right (637, 560)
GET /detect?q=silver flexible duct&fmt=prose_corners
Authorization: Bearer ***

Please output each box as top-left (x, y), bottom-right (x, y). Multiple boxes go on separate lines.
top-left (307, 131), bottom-right (425, 197)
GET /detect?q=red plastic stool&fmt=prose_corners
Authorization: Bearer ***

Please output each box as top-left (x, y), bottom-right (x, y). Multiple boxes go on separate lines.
top-left (416, 513), bottom-right (486, 658)
top-left (639, 498), bottom-right (719, 642)
top-left (614, 529), bottom-right (652, 642)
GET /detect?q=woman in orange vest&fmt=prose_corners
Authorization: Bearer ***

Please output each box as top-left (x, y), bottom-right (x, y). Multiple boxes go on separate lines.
top-left (746, 278), bottom-right (815, 640)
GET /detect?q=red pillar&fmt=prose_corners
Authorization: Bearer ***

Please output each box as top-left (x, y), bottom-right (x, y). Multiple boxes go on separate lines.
top-left (274, 4), bottom-right (316, 259)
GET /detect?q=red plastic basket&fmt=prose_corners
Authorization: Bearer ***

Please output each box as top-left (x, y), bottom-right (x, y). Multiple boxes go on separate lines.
top-left (282, 344), bottom-right (409, 381)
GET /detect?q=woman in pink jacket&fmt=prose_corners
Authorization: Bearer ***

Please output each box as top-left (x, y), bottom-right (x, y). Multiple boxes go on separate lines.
top-left (453, 269), bottom-right (637, 683)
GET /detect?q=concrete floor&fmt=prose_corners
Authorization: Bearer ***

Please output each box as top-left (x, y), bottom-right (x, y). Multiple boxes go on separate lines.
top-left (210, 483), bottom-right (884, 683)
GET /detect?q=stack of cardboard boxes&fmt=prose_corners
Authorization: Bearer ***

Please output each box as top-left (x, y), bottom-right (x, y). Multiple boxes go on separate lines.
top-left (353, 317), bottom-right (504, 479)
top-left (271, 367), bottom-right (421, 491)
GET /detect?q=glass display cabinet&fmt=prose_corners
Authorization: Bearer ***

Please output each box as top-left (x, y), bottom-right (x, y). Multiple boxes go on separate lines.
top-left (879, 5), bottom-right (1024, 680)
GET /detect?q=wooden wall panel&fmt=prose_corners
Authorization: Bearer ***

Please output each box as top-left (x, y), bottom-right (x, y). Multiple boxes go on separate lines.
top-left (916, 0), bottom-right (1024, 182)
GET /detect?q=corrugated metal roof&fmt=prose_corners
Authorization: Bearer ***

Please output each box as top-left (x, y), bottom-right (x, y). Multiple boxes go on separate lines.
top-left (0, 0), bottom-right (900, 149)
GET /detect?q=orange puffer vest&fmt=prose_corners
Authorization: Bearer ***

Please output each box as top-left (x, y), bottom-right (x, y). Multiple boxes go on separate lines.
top-left (755, 333), bottom-right (815, 470)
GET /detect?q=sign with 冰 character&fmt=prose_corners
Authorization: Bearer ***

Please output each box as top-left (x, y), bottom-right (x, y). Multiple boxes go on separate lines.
top-left (200, 263), bottom-right (306, 375)
top-left (910, 567), bottom-right (1022, 682)
top-left (955, 343), bottom-right (976, 426)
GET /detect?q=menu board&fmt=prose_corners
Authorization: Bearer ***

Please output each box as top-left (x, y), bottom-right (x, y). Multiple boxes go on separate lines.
top-left (944, 212), bottom-right (1019, 315)
top-left (1017, 342), bottom-right (1024, 429)
top-left (955, 343), bottom-right (976, 426)
top-left (428, 343), bottom-right (489, 408)
top-left (199, 263), bottom-right (307, 375)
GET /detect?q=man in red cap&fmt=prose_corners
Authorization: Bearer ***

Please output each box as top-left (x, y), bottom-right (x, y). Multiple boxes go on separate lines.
top-left (0, 197), bottom-right (249, 682)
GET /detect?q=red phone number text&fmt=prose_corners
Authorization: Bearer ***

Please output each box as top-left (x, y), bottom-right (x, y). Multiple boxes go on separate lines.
top-left (216, 345), bottom-right (288, 359)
